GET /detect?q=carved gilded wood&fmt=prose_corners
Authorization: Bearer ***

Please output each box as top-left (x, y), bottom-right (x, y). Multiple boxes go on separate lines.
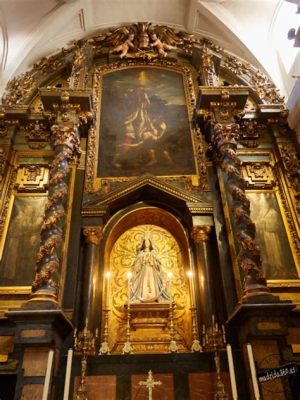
top-left (107, 224), bottom-right (192, 353)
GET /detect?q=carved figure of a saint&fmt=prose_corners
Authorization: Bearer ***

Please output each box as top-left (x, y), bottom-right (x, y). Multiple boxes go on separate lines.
top-left (130, 238), bottom-right (170, 303)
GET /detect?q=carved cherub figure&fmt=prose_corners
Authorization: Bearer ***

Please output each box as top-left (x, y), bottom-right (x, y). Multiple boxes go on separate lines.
top-left (150, 33), bottom-right (176, 57)
top-left (111, 33), bottom-right (135, 58)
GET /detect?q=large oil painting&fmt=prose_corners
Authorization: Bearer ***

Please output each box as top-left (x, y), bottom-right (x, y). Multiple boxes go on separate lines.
top-left (97, 67), bottom-right (196, 177)
top-left (0, 196), bottom-right (46, 286)
top-left (248, 192), bottom-right (298, 280)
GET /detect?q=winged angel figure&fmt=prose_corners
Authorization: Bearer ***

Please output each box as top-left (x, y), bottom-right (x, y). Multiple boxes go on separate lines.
top-left (90, 24), bottom-right (188, 59)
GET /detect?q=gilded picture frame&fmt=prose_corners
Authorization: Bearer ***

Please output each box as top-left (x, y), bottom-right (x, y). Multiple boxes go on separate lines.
top-left (85, 62), bottom-right (204, 193)
top-left (247, 190), bottom-right (300, 281)
top-left (0, 194), bottom-right (47, 287)
top-left (219, 148), bottom-right (300, 295)
top-left (0, 150), bottom-right (76, 306)
top-left (0, 151), bottom-right (51, 296)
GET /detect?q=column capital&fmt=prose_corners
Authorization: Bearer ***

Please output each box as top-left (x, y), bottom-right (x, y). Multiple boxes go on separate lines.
top-left (82, 226), bottom-right (103, 245)
top-left (191, 225), bottom-right (212, 243)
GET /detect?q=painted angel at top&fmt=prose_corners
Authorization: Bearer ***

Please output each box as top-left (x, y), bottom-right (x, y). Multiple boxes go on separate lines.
top-left (150, 33), bottom-right (177, 57)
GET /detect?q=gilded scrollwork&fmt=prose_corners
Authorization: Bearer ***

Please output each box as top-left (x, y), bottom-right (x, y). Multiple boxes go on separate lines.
top-left (24, 120), bottom-right (50, 148)
top-left (198, 45), bottom-right (218, 87)
top-left (250, 70), bottom-right (284, 105)
top-left (84, 125), bottom-right (97, 193)
top-left (222, 55), bottom-right (252, 78)
top-left (107, 224), bottom-right (191, 352)
top-left (191, 225), bottom-right (211, 242)
top-left (277, 177), bottom-right (300, 263)
top-left (194, 127), bottom-right (209, 190)
top-left (69, 44), bottom-right (89, 89)
top-left (0, 168), bottom-right (17, 237)
top-left (242, 162), bottom-right (276, 189)
top-left (2, 72), bottom-right (35, 106)
top-left (15, 165), bottom-right (49, 193)
top-left (0, 146), bottom-right (10, 184)
top-left (0, 122), bottom-right (8, 137)
top-left (83, 226), bottom-right (103, 245)
top-left (33, 47), bottom-right (72, 75)
top-left (239, 119), bottom-right (260, 147)
top-left (278, 143), bottom-right (300, 214)
top-left (222, 55), bottom-right (284, 105)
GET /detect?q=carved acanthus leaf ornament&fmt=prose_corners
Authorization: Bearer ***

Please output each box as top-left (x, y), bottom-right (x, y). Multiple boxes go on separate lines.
top-left (83, 226), bottom-right (103, 245)
top-left (223, 55), bottom-right (284, 105)
top-left (279, 143), bottom-right (300, 214)
top-left (24, 120), bottom-right (50, 148)
top-left (2, 72), bottom-right (35, 106)
top-left (0, 146), bottom-right (9, 183)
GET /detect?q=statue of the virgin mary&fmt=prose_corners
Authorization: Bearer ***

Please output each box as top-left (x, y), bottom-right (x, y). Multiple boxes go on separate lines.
top-left (130, 238), bottom-right (170, 303)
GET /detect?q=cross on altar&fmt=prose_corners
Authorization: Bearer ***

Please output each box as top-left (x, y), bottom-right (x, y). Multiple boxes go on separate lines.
top-left (138, 370), bottom-right (162, 400)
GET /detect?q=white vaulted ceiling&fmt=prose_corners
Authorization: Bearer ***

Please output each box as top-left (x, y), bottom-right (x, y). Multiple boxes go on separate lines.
top-left (0, 0), bottom-right (299, 110)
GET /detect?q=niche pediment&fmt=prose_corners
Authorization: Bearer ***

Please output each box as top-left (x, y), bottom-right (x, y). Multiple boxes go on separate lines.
top-left (82, 174), bottom-right (212, 218)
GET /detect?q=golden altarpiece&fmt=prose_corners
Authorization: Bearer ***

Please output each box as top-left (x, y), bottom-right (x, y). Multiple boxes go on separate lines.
top-left (0, 23), bottom-right (299, 400)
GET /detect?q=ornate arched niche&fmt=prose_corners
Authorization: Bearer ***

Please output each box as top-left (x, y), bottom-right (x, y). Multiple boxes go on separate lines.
top-left (103, 205), bottom-right (193, 354)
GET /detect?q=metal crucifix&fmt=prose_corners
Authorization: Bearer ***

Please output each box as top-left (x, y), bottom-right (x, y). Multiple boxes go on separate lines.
top-left (138, 370), bottom-right (162, 400)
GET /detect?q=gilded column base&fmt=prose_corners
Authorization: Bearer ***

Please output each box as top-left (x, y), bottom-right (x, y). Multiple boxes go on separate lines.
top-left (23, 289), bottom-right (58, 310)
top-left (241, 285), bottom-right (280, 304)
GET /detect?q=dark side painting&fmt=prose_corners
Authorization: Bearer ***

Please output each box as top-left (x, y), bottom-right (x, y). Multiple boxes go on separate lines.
top-left (248, 192), bottom-right (298, 280)
top-left (0, 196), bottom-right (46, 286)
top-left (97, 67), bottom-right (196, 177)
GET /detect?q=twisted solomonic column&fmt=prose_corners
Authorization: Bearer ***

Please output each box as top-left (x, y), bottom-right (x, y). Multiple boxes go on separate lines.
top-left (31, 124), bottom-right (81, 302)
top-left (212, 122), bottom-right (271, 298)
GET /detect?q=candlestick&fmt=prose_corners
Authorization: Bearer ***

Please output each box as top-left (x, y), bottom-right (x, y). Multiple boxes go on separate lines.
top-left (123, 271), bottom-right (133, 354)
top-left (168, 300), bottom-right (178, 353)
top-left (105, 271), bottom-right (111, 309)
top-left (123, 304), bottom-right (133, 354)
top-left (167, 271), bottom-right (173, 302)
top-left (127, 271), bottom-right (132, 304)
top-left (214, 352), bottom-right (229, 399)
top-left (202, 317), bottom-right (226, 351)
top-left (222, 325), bottom-right (226, 344)
top-left (187, 271), bottom-right (201, 352)
top-left (187, 270), bottom-right (195, 308)
top-left (99, 309), bottom-right (110, 355)
top-left (73, 322), bottom-right (97, 400)
top-left (42, 349), bottom-right (54, 400)
top-left (247, 343), bottom-right (260, 400)
top-left (226, 344), bottom-right (238, 400)
top-left (63, 348), bottom-right (73, 400)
